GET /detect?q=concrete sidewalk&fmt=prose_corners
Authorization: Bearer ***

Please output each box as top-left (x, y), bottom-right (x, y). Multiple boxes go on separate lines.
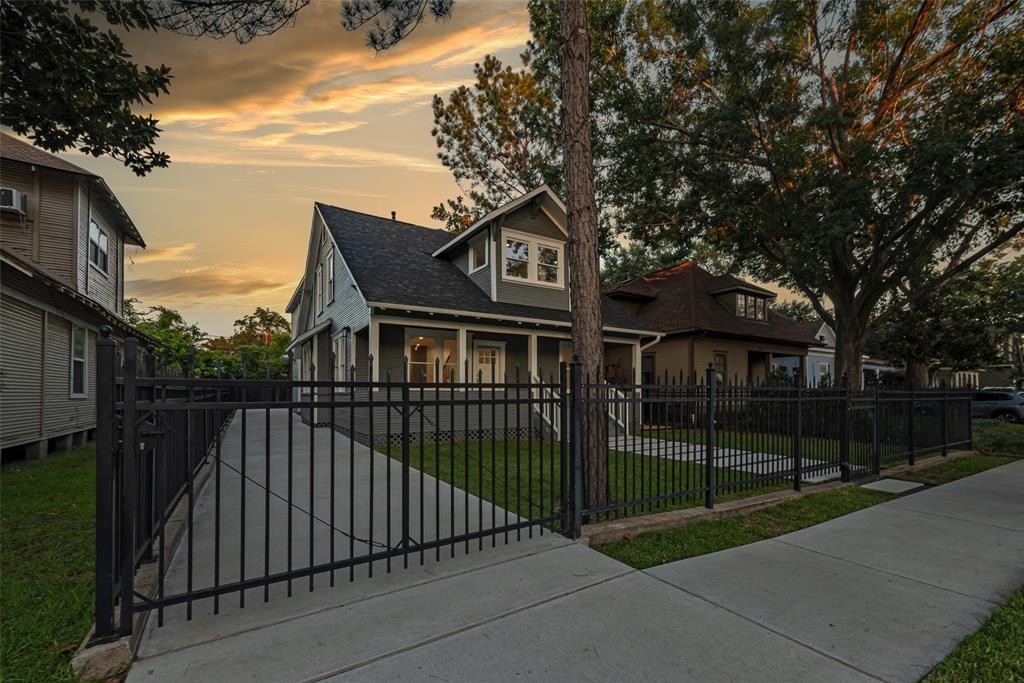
top-left (131, 438), bottom-right (1023, 682)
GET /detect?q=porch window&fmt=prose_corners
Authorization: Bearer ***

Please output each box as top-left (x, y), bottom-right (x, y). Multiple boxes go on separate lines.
top-left (70, 325), bottom-right (87, 397)
top-left (736, 293), bottom-right (766, 321)
top-left (407, 328), bottom-right (458, 383)
top-left (504, 238), bottom-right (529, 280)
top-left (89, 220), bottom-right (109, 273)
top-left (713, 352), bottom-right (727, 384)
top-left (470, 240), bottom-right (488, 272)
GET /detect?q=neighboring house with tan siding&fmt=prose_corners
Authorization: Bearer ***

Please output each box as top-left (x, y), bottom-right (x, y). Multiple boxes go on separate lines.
top-left (1, 133), bottom-right (149, 459)
top-left (604, 262), bottom-right (818, 384)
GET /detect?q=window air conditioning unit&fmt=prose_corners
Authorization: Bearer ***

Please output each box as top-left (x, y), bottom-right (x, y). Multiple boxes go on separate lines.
top-left (0, 188), bottom-right (28, 217)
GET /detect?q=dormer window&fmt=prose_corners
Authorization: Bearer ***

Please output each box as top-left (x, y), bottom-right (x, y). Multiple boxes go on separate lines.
top-left (736, 293), bottom-right (766, 321)
top-left (89, 220), bottom-right (108, 273)
top-left (470, 240), bottom-right (488, 272)
top-left (502, 229), bottom-right (564, 287)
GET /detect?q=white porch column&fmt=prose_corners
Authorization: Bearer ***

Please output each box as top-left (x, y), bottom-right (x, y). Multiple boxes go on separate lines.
top-left (633, 341), bottom-right (642, 384)
top-left (458, 328), bottom-right (468, 382)
top-left (369, 318), bottom-right (379, 382)
top-left (528, 333), bottom-right (538, 381)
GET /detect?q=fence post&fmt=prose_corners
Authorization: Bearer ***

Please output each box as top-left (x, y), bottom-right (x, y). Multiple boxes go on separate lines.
top-left (907, 379), bottom-right (916, 466)
top-left (705, 364), bottom-right (715, 509)
top-left (559, 362), bottom-right (570, 534)
top-left (840, 375), bottom-right (850, 482)
top-left (400, 358), bottom-right (411, 547)
top-left (872, 380), bottom-right (881, 475)
top-left (793, 373), bottom-right (802, 492)
top-left (93, 326), bottom-right (117, 641)
top-left (119, 337), bottom-right (138, 636)
top-left (941, 380), bottom-right (949, 458)
top-left (570, 358), bottom-right (584, 538)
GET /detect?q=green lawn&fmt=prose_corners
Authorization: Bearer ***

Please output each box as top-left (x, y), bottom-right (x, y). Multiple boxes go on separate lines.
top-left (595, 448), bottom-right (1020, 570)
top-left (923, 584), bottom-right (1024, 682)
top-left (596, 486), bottom-right (896, 569)
top-left (973, 419), bottom-right (1024, 456)
top-left (897, 454), bottom-right (1018, 486)
top-left (1, 446), bottom-right (97, 683)
top-left (386, 439), bottom-right (789, 525)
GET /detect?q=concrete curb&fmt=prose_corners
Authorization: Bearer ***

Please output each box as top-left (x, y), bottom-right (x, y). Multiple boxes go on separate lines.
top-left (581, 450), bottom-right (978, 547)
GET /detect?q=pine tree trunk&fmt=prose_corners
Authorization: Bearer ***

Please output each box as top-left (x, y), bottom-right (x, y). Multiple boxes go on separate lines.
top-left (559, 0), bottom-right (607, 509)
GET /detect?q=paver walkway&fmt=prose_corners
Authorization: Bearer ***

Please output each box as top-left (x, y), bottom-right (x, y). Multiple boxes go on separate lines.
top-left (609, 435), bottom-right (837, 483)
top-left (131, 418), bottom-right (1024, 682)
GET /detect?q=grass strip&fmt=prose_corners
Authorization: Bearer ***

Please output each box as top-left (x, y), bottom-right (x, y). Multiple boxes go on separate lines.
top-left (1, 446), bottom-right (97, 683)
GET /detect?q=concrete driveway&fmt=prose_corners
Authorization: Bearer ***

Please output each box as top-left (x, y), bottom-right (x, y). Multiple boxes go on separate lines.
top-left (130, 414), bottom-right (1024, 682)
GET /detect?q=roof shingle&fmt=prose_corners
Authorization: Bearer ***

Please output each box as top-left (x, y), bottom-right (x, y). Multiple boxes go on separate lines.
top-left (605, 262), bottom-right (817, 345)
top-left (315, 202), bottom-right (653, 333)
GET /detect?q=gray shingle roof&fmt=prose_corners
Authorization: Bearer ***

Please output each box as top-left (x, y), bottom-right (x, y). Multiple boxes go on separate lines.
top-left (315, 202), bottom-right (654, 333)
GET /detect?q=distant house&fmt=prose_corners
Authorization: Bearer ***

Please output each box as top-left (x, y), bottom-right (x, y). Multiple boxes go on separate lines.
top-left (603, 263), bottom-right (817, 384)
top-left (774, 321), bottom-right (895, 386)
top-left (979, 333), bottom-right (1023, 389)
top-left (285, 186), bottom-right (656, 442)
top-left (0, 134), bottom-right (149, 459)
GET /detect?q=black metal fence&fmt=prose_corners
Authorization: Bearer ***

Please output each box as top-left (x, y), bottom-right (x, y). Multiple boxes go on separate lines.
top-left (579, 368), bottom-right (972, 521)
top-left (93, 332), bottom-right (972, 641)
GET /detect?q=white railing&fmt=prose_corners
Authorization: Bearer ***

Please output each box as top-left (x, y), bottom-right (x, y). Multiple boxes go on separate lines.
top-left (531, 381), bottom-right (634, 439)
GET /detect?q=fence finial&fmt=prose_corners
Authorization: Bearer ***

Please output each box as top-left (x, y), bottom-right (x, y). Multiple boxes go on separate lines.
top-left (99, 324), bottom-right (112, 338)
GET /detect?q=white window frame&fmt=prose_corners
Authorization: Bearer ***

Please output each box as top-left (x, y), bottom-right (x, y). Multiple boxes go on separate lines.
top-left (332, 330), bottom-right (354, 389)
top-left (469, 239), bottom-right (488, 273)
top-left (472, 340), bottom-right (506, 381)
top-left (88, 219), bottom-right (109, 275)
top-left (314, 264), bottom-right (324, 313)
top-left (326, 251), bottom-right (335, 304)
top-left (70, 325), bottom-right (88, 398)
top-left (500, 228), bottom-right (564, 289)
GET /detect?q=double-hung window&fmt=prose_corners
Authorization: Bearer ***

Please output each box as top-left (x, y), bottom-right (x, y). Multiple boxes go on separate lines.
top-left (314, 264), bottom-right (323, 312)
top-left (326, 251), bottom-right (335, 304)
top-left (89, 220), bottom-right (109, 273)
top-left (501, 230), bottom-right (564, 287)
top-left (70, 325), bottom-right (87, 397)
top-left (713, 352), bottom-right (727, 384)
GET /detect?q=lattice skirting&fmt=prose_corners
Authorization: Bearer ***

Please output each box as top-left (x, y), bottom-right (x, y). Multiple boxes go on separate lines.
top-left (372, 427), bottom-right (540, 447)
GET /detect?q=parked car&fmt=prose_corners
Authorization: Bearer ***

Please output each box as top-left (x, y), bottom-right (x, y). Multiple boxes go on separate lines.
top-left (971, 391), bottom-right (1024, 423)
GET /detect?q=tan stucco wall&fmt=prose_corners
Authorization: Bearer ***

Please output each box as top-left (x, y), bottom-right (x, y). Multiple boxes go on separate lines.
top-left (644, 335), bottom-right (807, 383)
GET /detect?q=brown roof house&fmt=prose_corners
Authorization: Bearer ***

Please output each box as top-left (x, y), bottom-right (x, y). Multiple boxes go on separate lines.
top-left (1, 133), bottom-right (149, 459)
top-left (604, 262), bottom-right (818, 384)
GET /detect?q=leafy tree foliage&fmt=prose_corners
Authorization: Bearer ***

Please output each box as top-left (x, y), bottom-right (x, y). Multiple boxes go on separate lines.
top-left (124, 300), bottom-right (291, 378)
top-left (342, 0), bottom-right (455, 51)
top-left (600, 242), bottom-right (689, 284)
top-left (771, 300), bottom-right (819, 324)
top-left (1, 0), bottom-right (309, 175)
top-left (867, 256), bottom-right (1024, 384)
top-left (431, 54), bottom-right (560, 232)
top-left (429, 0), bottom-right (636, 248)
top-left (602, 0), bottom-right (1024, 386)
top-left (1, 1), bottom-right (171, 175)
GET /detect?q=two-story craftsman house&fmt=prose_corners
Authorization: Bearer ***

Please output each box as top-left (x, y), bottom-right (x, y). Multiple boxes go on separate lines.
top-left (1, 133), bottom-right (148, 459)
top-left (285, 186), bottom-right (657, 443)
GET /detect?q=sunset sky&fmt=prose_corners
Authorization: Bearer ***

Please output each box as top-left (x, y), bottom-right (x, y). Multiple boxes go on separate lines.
top-left (55, 0), bottom-right (531, 336)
